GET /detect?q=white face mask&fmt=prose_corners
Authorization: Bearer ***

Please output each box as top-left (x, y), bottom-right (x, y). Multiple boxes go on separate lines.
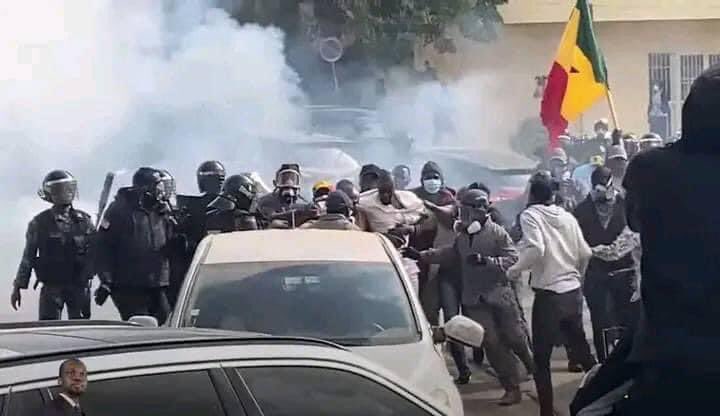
top-left (422, 179), bottom-right (442, 194)
top-left (466, 220), bottom-right (483, 234)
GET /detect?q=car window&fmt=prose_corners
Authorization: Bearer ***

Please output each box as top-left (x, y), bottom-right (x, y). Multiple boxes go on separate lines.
top-left (240, 367), bottom-right (434, 416)
top-left (81, 371), bottom-right (225, 416)
top-left (183, 261), bottom-right (419, 347)
top-left (7, 389), bottom-right (44, 416)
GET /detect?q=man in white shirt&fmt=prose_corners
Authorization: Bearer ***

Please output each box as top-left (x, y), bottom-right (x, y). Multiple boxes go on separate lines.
top-left (507, 172), bottom-right (597, 416)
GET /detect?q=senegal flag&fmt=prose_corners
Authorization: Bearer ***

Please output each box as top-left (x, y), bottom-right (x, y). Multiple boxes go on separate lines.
top-left (541, 0), bottom-right (609, 146)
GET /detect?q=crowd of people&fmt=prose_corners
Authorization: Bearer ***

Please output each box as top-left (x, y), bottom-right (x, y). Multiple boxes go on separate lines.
top-left (12, 65), bottom-right (720, 416)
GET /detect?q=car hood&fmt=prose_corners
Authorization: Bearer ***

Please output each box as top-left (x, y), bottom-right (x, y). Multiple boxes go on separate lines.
top-left (351, 341), bottom-right (463, 415)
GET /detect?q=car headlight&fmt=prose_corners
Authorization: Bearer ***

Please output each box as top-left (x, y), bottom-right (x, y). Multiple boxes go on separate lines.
top-left (430, 388), bottom-right (451, 408)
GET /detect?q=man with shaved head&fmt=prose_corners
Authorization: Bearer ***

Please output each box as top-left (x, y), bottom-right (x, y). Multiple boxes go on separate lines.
top-left (44, 358), bottom-right (88, 416)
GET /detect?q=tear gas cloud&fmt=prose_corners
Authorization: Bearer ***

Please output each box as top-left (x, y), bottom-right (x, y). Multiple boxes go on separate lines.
top-left (0, 1), bottom-right (526, 321)
top-left (0, 0), bottom-right (307, 321)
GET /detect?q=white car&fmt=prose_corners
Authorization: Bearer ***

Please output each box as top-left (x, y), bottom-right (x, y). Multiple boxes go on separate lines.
top-left (169, 230), bottom-right (465, 415)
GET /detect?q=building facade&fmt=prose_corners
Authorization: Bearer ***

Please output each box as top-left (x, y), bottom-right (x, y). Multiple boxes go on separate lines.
top-left (422, 0), bottom-right (720, 144)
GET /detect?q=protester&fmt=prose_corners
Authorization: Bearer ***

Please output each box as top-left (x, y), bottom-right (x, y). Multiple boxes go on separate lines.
top-left (572, 150), bottom-right (605, 199)
top-left (392, 164), bottom-right (412, 191)
top-left (408, 188), bottom-right (535, 406)
top-left (335, 179), bottom-right (360, 218)
top-left (359, 164), bottom-right (383, 193)
top-left (605, 143), bottom-right (629, 196)
top-left (411, 161), bottom-right (456, 326)
top-left (614, 64), bottom-right (720, 414)
top-left (300, 190), bottom-right (360, 230)
top-left (356, 170), bottom-right (427, 234)
top-left (507, 171), bottom-right (596, 416)
top-left (574, 167), bottom-right (636, 362)
top-left (44, 358), bottom-right (88, 416)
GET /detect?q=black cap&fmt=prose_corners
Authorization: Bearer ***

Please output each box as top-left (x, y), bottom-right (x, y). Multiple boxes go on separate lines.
top-left (528, 171), bottom-right (555, 204)
top-left (591, 166), bottom-right (613, 187)
top-left (460, 189), bottom-right (490, 208)
top-left (360, 164), bottom-right (382, 178)
top-left (326, 191), bottom-right (353, 215)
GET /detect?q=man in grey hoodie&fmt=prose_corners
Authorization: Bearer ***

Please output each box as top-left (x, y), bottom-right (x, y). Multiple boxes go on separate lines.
top-left (406, 189), bottom-right (535, 406)
top-left (507, 172), bottom-right (596, 416)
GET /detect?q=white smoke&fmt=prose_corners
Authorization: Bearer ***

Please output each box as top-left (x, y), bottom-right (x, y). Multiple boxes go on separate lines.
top-left (0, 0), bottom-right (307, 321)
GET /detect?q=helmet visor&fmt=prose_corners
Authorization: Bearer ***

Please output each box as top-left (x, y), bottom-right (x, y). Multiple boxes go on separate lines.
top-left (45, 178), bottom-right (77, 205)
top-left (277, 170), bottom-right (300, 189)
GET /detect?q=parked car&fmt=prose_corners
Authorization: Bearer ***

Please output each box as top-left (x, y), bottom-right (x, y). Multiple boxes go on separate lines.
top-left (0, 321), bottom-right (452, 416)
top-left (168, 229), bottom-right (465, 415)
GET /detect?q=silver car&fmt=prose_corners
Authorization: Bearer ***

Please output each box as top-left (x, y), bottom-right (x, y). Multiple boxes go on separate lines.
top-left (0, 321), bottom-right (450, 416)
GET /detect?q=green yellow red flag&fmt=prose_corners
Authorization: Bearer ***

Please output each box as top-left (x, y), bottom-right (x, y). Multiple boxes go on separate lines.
top-left (541, 0), bottom-right (609, 146)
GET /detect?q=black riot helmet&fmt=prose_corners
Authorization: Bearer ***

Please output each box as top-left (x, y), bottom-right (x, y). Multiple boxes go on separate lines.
top-left (208, 174), bottom-right (257, 213)
top-left (132, 167), bottom-right (164, 203)
top-left (197, 160), bottom-right (226, 194)
top-left (39, 170), bottom-right (77, 206)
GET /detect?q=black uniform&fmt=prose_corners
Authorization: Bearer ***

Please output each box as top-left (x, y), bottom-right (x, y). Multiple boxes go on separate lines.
top-left (96, 187), bottom-right (173, 324)
top-left (14, 206), bottom-right (94, 320)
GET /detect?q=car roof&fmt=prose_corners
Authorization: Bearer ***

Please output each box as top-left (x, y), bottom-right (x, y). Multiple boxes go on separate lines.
top-left (201, 230), bottom-right (392, 264)
top-left (0, 325), bottom-right (343, 362)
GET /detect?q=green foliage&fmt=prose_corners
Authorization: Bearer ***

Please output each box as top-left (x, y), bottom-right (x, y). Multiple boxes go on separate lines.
top-left (336, 0), bottom-right (507, 64)
top-left (225, 0), bottom-right (508, 66)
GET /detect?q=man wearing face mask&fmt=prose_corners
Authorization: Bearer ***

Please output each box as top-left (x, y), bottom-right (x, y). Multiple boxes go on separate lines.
top-left (95, 167), bottom-right (174, 324)
top-left (11, 170), bottom-right (95, 320)
top-left (573, 166), bottom-right (636, 362)
top-left (406, 189), bottom-right (535, 406)
top-left (206, 174), bottom-right (260, 233)
top-left (410, 161), bottom-right (456, 325)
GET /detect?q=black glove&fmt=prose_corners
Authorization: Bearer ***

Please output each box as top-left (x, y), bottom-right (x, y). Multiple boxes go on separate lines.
top-left (94, 284), bottom-right (111, 306)
top-left (467, 254), bottom-right (487, 266)
top-left (611, 128), bottom-right (623, 145)
top-left (402, 247), bottom-right (423, 261)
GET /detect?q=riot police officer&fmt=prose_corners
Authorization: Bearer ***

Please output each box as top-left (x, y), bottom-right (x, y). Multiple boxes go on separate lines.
top-left (11, 171), bottom-right (95, 320)
top-left (206, 174), bottom-right (259, 232)
top-left (176, 160), bottom-right (226, 251)
top-left (256, 163), bottom-right (316, 228)
top-left (95, 167), bottom-right (174, 324)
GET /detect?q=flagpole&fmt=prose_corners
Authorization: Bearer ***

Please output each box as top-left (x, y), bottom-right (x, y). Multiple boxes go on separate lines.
top-left (607, 89), bottom-right (620, 129)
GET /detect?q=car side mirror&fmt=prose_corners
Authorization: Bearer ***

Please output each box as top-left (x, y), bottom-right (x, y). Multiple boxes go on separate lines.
top-left (129, 316), bottom-right (159, 327)
top-left (443, 315), bottom-right (485, 348)
top-left (431, 326), bottom-right (446, 344)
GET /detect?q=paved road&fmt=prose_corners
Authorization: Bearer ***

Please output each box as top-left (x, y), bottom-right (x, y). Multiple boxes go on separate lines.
top-left (459, 278), bottom-right (593, 416)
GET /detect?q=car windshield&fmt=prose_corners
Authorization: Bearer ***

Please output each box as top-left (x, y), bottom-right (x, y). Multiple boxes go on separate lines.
top-left (181, 261), bottom-right (420, 346)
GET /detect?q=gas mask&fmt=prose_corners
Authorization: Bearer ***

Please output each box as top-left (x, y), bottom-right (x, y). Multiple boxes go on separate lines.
top-left (422, 178), bottom-right (442, 195)
top-left (591, 182), bottom-right (616, 203)
top-left (459, 205), bottom-right (489, 234)
top-left (279, 187), bottom-right (298, 204)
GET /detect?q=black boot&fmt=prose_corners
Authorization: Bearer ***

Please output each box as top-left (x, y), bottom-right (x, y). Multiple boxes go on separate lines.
top-left (454, 370), bottom-right (472, 385)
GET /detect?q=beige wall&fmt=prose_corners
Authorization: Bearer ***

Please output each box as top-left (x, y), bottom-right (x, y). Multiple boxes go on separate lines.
top-left (422, 19), bottom-right (720, 143)
top-left (500, 0), bottom-right (720, 24)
